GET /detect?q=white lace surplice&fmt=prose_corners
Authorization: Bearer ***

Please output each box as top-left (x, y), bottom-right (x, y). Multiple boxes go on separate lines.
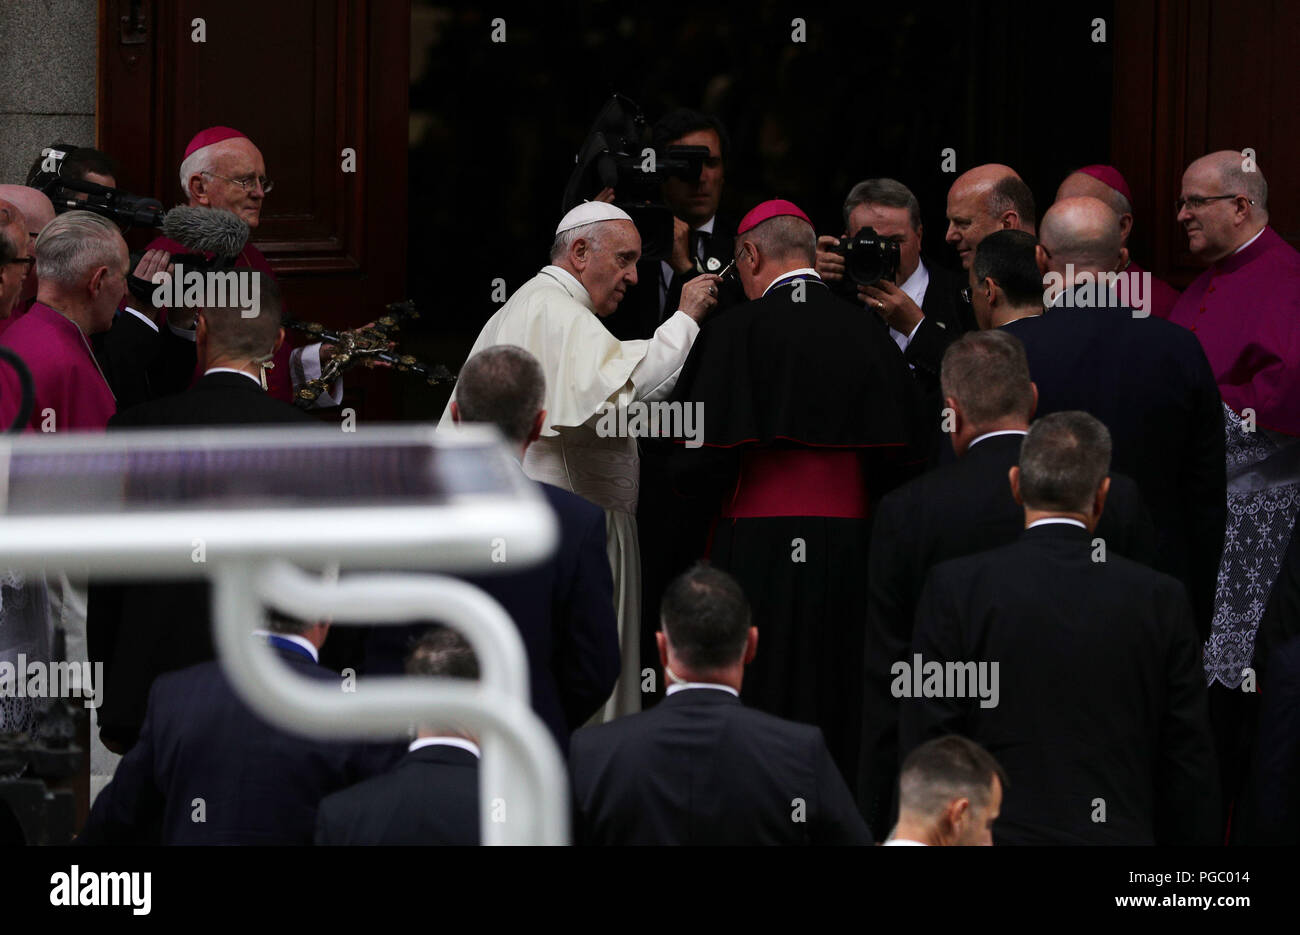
top-left (1205, 404), bottom-right (1300, 688)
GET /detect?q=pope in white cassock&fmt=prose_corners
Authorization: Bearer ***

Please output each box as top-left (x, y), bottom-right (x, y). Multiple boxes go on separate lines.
top-left (440, 202), bottom-right (720, 719)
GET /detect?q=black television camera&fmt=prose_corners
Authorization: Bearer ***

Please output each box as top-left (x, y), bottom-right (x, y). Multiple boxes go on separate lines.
top-left (28, 146), bottom-right (164, 230)
top-left (562, 94), bottom-right (710, 261)
top-left (826, 227), bottom-right (901, 296)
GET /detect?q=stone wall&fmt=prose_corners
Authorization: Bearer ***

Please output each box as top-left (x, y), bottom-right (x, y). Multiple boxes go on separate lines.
top-left (0, 1), bottom-right (99, 185)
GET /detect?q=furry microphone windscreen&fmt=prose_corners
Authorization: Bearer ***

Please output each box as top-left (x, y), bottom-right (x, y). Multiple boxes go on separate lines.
top-left (161, 205), bottom-right (249, 257)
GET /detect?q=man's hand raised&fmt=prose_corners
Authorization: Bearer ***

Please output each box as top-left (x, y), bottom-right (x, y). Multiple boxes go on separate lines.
top-left (816, 235), bottom-right (846, 282)
top-left (678, 273), bottom-right (723, 322)
top-left (861, 278), bottom-right (924, 335)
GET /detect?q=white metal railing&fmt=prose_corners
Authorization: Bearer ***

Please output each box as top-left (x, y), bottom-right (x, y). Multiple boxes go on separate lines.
top-left (0, 425), bottom-right (567, 844)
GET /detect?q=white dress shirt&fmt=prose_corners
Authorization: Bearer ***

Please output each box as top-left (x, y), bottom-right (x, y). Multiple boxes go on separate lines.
top-left (968, 429), bottom-right (1027, 450)
top-left (661, 214), bottom-right (717, 315)
top-left (1026, 517), bottom-right (1087, 531)
top-left (203, 366), bottom-right (261, 386)
top-left (890, 260), bottom-right (931, 352)
top-left (409, 736), bottom-right (481, 757)
top-left (665, 681), bottom-right (740, 698)
top-left (251, 629), bottom-right (319, 662)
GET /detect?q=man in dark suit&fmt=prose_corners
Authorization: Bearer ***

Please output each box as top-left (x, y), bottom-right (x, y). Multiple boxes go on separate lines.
top-left (87, 272), bottom-right (315, 752)
top-left (966, 229), bottom-right (1044, 330)
top-left (602, 108), bottom-right (741, 341)
top-left (858, 329), bottom-right (1155, 837)
top-left (816, 177), bottom-right (977, 397)
top-left (885, 736), bottom-right (1006, 846)
top-left (365, 345), bottom-right (620, 753)
top-left (1003, 196), bottom-right (1226, 638)
top-left (570, 563), bottom-right (871, 845)
top-left (79, 612), bottom-right (401, 844)
top-left (900, 412), bottom-right (1219, 845)
top-left (316, 627), bottom-right (480, 845)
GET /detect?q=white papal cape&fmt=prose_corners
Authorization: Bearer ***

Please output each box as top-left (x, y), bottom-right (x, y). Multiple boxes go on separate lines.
top-left (439, 265), bottom-right (700, 720)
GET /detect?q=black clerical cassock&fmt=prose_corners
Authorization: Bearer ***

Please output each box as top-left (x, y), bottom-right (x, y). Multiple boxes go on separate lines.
top-left (669, 235), bottom-right (926, 781)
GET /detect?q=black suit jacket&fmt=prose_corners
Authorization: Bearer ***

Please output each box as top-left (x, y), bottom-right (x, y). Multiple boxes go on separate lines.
top-left (1241, 635), bottom-right (1300, 844)
top-left (92, 309), bottom-right (199, 412)
top-left (315, 744), bottom-right (479, 845)
top-left (107, 368), bottom-right (316, 427)
top-left (363, 479), bottom-right (620, 753)
top-left (87, 371), bottom-right (316, 749)
top-left (602, 218), bottom-right (741, 341)
top-left (905, 260), bottom-right (977, 388)
top-left (570, 688), bottom-right (872, 845)
top-left (80, 647), bottom-right (402, 845)
top-left (858, 432), bottom-right (1156, 833)
top-left (900, 524), bottom-right (1219, 845)
top-left (1002, 304), bottom-right (1226, 637)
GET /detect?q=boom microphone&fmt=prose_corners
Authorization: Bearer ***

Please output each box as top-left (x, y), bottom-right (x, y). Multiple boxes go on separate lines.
top-left (160, 204), bottom-right (250, 258)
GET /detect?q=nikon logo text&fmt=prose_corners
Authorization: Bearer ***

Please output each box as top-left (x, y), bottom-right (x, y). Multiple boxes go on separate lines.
top-left (151, 264), bottom-right (261, 318)
top-left (50, 866), bottom-right (151, 916)
top-left (890, 654), bottom-right (1000, 708)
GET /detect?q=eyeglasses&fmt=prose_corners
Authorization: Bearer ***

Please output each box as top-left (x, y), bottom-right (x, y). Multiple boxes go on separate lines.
top-left (1175, 194), bottom-right (1252, 212)
top-left (3, 257), bottom-right (35, 272)
top-left (202, 171), bottom-right (274, 194)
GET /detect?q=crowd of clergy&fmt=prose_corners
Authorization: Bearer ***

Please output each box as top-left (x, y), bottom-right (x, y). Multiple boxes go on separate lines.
top-left (1, 113), bottom-right (1298, 845)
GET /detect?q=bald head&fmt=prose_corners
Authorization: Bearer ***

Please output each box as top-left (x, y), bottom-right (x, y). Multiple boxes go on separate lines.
top-left (1056, 171), bottom-right (1133, 246)
top-left (0, 200), bottom-right (30, 317)
top-left (1178, 150), bottom-right (1268, 263)
top-left (1038, 197), bottom-right (1124, 277)
top-left (946, 164), bottom-right (1035, 268)
top-left (0, 185), bottom-right (55, 239)
top-left (0, 186), bottom-right (54, 306)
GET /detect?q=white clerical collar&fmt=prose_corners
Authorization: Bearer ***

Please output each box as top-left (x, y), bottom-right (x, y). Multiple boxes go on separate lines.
top-left (409, 737), bottom-right (481, 758)
top-left (884, 838), bottom-right (929, 846)
top-left (666, 681), bottom-right (740, 697)
top-left (762, 267), bottom-right (820, 296)
top-left (541, 264), bottom-right (593, 309)
top-left (1027, 517), bottom-right (1087, 530)
top-left (969, 429), bottom-right (1027, 449)
top-left (251, 629), bottom-right (319, 663)
top-left (205, 366), bottom-right (262, 386)
top-left (1232, 226), bottom-right (1266, 255)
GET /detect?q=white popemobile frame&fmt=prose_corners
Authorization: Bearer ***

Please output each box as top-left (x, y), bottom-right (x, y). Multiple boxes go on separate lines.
top-left (0, 424), bottom-right (566, 845)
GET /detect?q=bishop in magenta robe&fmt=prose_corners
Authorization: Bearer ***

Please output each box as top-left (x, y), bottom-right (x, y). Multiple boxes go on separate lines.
top-left (0, 301), bottom-right (116, 432)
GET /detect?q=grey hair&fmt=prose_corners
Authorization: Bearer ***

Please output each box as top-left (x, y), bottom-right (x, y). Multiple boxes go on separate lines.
top-left (549, 221), bottom-right (605, 263)
top-left (178, 148), bottom-right (215, 197)
top-left (744, 215), bottom-right (816, 264)
top-left (1219, 158), bottom-right (1269, 212)
top-left (454, 344), bottom-right (547, 446)
top-left (843, 178), bottom-right (922, 232)
top-left (34, 210), bottom-right (123, 288)
top-left (1019, 411), bottom-right (1112, 513)
top-left (940, 330), bottom-right (1035, 429)
top-left (988, 176), bottom-right (1037, 229)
